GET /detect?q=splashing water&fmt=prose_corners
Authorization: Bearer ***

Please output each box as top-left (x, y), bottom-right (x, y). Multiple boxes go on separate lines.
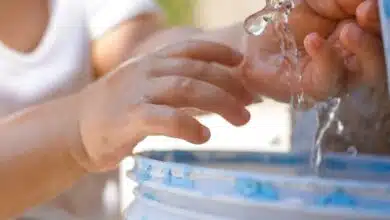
top-left (347, 146), bottom-right (358, 156)
top-left (244, 0), bottom-right (305, 108)
top-left (313, 98), bottom-right (342, 172)
top-left (244, 0), bottom-right (345, 173)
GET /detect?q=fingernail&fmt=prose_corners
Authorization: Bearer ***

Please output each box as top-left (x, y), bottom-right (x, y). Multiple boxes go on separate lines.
top-left (345, 24), bottom-right (362, 44)
top-left (358, 0), bottom-right (379, 22)
top-left (230, 51), bottom-right (244, 66)
top-left (233, 50), bottom-right (244, 60)
top-left (304, 33), bottom-right (324, 55)
top-left (240, 108), bottom-right (251, 123)
top-left (202, 127), bottom-right (211, 140)
top-left (308, 33), bottom-right (323, 50)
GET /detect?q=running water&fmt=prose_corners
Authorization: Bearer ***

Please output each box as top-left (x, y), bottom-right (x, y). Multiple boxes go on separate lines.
top-left (313, 98), bottom-right (342, 172)
top-left (243, 0), bottom-right (344, 173)
top-left (244, 0), bottom-right (304, 108)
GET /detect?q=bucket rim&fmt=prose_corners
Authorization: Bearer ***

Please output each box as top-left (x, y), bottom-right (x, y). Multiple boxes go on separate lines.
top-left (129, 150), bottom-right (390, 214)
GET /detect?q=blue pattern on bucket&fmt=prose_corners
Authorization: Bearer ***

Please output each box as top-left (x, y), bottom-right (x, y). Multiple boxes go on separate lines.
top-left (163, 167), bottom-right (194, 189)
top-left (235, 178), bottom-right (279, 201)
top-left (319, 189), bottom-right (356, 208)
top-left (137, 164), bottom-right (152, 183)
top-left (141, 151), bottom-right (390, 177)
top-left (322, 158), bottom-right (348, 170)
top-left (323, 155), bottom-right (390, 173)
top-left (132, 151), bottom-right (390, 214)
top-left (172, 151), bottom-right (198, 163)
top-left (143, 192), bottom-right (158, 202)
top-left (367, 162), bottom-right (390, 173)
top-left (384, 0), bottom-right (390, 17)
top-left (141, 150), bottom-right (309, 166)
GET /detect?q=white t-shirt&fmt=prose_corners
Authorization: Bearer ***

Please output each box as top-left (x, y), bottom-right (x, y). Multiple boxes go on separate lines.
top-left (0, 0), bottom-right (158, 117)
top-left (2, 0), bottom-right (159, 219)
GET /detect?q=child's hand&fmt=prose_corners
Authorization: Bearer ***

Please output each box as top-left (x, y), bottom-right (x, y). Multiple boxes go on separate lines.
top-left (304, 21), bottom-right (385, 92)
top-left (302, 0), bottom-right (385, 98)
top-left (308, 18), bottom-right (390, 155)
top-left (340, 21), bottom-right (385, 86)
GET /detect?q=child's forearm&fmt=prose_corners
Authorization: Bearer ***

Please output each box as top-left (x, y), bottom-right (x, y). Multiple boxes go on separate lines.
top-left (0, 95), bottom-right (86, 219)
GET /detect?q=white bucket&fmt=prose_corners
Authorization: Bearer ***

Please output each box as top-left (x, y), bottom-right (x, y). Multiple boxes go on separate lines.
top-left (125, 151), bottom-right (390, 220)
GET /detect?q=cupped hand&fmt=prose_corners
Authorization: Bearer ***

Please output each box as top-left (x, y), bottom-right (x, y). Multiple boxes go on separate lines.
top-left (303, 0), bottom-right (385, 93)
top-left (240, 0), bottom-right (382, 102)
top-left (73, 41), bottom-right (253, 172)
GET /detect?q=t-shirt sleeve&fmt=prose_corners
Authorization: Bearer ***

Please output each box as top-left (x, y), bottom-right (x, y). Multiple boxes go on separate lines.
top-left (85, 0), bottom-right (160, 39)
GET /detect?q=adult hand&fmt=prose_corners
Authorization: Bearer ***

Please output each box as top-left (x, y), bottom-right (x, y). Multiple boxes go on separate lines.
top-left (305, 0), bottom-right (363, 20)
top-left (307, 0), bottom-right (381, 34)
top-left (356, 0), bottom-right (381, 35)
top-left (72, 40), bottom-right (253, 172)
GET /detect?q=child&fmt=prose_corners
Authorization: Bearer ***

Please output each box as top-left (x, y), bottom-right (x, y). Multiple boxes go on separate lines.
top-left (0, 0), bottom-right (162, 219)
top-left (0, 0), bottom-right (382, 219)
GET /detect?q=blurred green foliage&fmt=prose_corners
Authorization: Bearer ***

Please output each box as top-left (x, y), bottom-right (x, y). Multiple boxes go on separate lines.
top-left (156, 0), bottom-right (196, 26)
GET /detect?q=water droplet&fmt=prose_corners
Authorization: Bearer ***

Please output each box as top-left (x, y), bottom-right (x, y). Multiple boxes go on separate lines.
top-left (244, 0), bottom-right (294, 36)
top-left (244, 10), bottom-right (276, 36)
top-left (337, 121), bottom-right (344, 134)
top-left (346, 146), bottom-right (358, 156)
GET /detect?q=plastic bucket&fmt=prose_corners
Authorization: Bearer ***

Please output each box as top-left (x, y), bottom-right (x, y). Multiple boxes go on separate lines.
top-left (125, 150), bottom-right (390, 220)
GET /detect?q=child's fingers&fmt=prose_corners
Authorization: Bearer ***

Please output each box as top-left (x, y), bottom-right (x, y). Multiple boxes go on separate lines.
top-left (356, 0), bottom-right (381, 35)
top-left (306, 0), bottom-right (363, 19)
top-left (303, 33), bottom-right (346, 100)
top-left (336, 0), bottom-right (365, 15)
top-left (340, 22), bottom-right (385, 86)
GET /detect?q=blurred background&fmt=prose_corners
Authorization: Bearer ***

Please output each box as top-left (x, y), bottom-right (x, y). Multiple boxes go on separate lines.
top-left (157, 0), bottom-right (264, 28)
top-left (120, 0), bottom-right (294, 214)
top-left (156, 0), bottom-right (196, 26)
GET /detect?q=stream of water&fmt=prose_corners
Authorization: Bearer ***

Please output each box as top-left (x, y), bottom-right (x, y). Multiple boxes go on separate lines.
top-left (243, 0), bottom-right (344, 173)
